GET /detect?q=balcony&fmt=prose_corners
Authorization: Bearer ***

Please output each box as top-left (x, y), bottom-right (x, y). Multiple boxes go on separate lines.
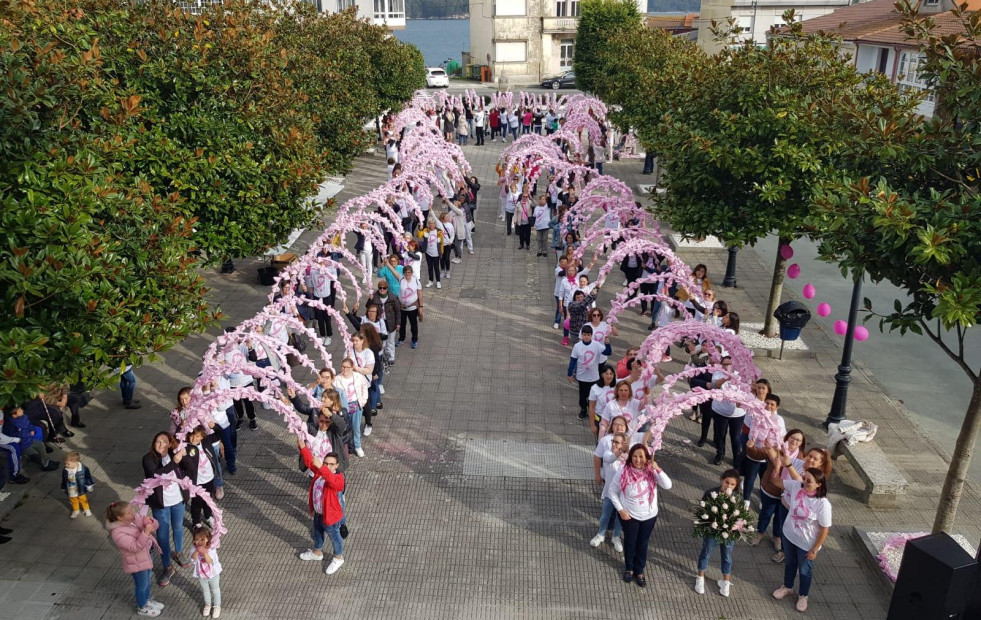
top-left (542, 16), bottom-right (579, 34)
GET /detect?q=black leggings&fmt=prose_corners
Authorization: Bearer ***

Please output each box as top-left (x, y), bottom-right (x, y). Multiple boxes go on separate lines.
top-left (713, 413), bottom-right (744, 462)
top-left (577, 380), bottom-right (596, 416)
top-left (314, 292), bottom-right (335, 338)
top-left (517, 223), bottom-right (532, 248)
top-left (190, 479), bottom-right (217, 524)
top-left (476, 126), bottom-right (485, 145)
top-left (233, 398), bottom-right (255, 422)
top-left (699, 400), bottom-right (714, 443)
top-left (425, 254), bottom-right (441, 283)
top-left (399, 308), bottom-right (419, 343)
top-left (440, 244), bottom-right (453, 273)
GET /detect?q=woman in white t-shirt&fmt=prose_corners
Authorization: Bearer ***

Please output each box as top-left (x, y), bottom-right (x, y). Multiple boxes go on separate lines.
top-left (438, 213), bottom-right (456, 280)
top-left (397, 265), bottom-right (423, 348)
top-left (333, 358), bottom-right (370, 458)
top-left (580, 308), bottom-right (618, 357)
top-left (599, 381), bottom-right (638, 437)
top-left (417, 219), bottom-right (443, 289)
top-left (141, 432), bottom-right (190, 586)
top-left (588, 365), bottom-right (617, 435)
top-left (589, 432), bottom-right (627, 552)
top-left (769, 464), bottom-right (832, 613)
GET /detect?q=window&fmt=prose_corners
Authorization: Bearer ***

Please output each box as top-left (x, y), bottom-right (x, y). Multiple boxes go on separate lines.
top-left (496, 0), bottom-right (526, 16)
top-left (555, 0), bottom-right (579, 17)
top-left (559, 39), bottom-right (575, 68)
top-left (374, 0), bottom-right (404, 20)
top-left (897, 51), bottom-right (936, 102)
top-left (495, 41), bottom-right (527, 63)
top-left (338, 0), bottom-right (356, 9)
top-left (174, 0), bottom-right (221, 14)
top-left (736, 16), bottom-right (753, 37)
top-left (924, 0), bottom-right (939, 5)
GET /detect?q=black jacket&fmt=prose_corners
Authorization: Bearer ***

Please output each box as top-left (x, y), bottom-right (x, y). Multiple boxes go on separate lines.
top-left (180, 437), bottom-right (220, 485)
top-left (141, 451), bottom-right (190, 510)
top-left (368, 291), bottom-right (402, 334)
top-left (291, 395), bottom-right (351, 472)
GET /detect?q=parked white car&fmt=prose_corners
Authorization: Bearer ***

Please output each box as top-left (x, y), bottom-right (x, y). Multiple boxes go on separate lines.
top-left (426, 67), bottom-right (449, 88)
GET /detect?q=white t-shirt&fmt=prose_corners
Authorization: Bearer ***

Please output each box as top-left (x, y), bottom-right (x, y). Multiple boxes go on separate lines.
top-left (604, 211), bottom-right (619, 229)
top-left (159, 455), bottom-right (184, 507)
top-left (424, 229), bottom-right (441, 257)
top-left (443, 221), bottom-right (455, 244)
top-left (630, 377), bottom-right (656, 409)
top-left (353, 348), bottom-right (375, 374)
top-left (603, 398), bottom-right (638, 425)
top-left (474, 110), bottom-right (485, 127)
top-left (553, 267), bottom-right (566, 298)
top-left (609, 467), bottom-right (673, 521)
top-left (533, 205), bottom-right (551, 230)
top-left (594, 433), bottom-right (615, 460)
top-left (710, 372), bottom-right (745, 418)
top-left (399, 277), bottom-right (420, 310)
top-left (589, 385), bottom-right (615, 419)
top-left (601, 450), bottom-right (625, 500)
top-left (560, 276), bottom-right (582, 307)
top-left (194, 444), bottom-right (215, 485)
top-left (781, 480), bottom-right (833, 551)
top-left (571, 340), bottom-right (607, 382)
top-left (581, 320), bottom-right (612, 345)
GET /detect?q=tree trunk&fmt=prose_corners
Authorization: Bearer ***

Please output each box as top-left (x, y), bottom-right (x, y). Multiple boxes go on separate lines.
top-left (761, 235), bottom-right (791, 337)
top-left (933, 377), bottom-right (981, 533)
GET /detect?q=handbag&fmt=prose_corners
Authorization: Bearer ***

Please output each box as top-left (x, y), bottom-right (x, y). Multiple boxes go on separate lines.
top-left (288, 332), bottom-right (307, 354)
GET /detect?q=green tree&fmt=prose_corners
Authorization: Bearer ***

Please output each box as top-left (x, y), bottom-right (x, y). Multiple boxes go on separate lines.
top-left (0, 0), bottom-right (217, 404)
top-left (574, 0), bottom-right (643, 96)
top-left (809, 2), bottom-right (980, 533)
top-left (652, 18), bottom-right (904, 336)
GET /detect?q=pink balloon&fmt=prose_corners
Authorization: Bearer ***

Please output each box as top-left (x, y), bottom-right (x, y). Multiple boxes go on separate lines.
top-left (563, 318), bottom-right (570, 331)
top-left (802, 283), bottom-right (816, 299)
top-left (833, 320), bottom-right (848, 336)
top-left (817, 302), bottom-right (832, 317)
top-left (855, 326), bottom-right (870, 341)
top-left (787, 263), bottom-right (801, 279)
top-left (780, 244), bottom-right (794, 260)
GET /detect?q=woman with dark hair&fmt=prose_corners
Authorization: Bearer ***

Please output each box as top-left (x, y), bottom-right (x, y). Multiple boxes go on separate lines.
top-left (769, 461), bottom-right (832, 613)
top-left (141, 432), bottom-right (190, 587)
top-left (723, 311), bottom-right (740, 335)
top-left (360, 324), bottom-right (385, 426)
top-left (587, 365), bottom-right (617, 435)
top-left (746, 428), bottom-right (804, 549)
top-left (609, 444), bottom-right (672, 587)
top-left (771, 446), bottom-right (832, 564)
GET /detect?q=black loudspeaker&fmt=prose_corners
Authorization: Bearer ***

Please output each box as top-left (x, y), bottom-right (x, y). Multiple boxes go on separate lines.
top-left (969, 540), bottom-right (981, 618)
top-left (888, 533), bottom-right (978, 620)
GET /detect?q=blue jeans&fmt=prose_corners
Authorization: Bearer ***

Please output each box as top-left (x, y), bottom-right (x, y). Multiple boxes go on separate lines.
top-left (311, 515), bottom-right (344, 556)
top-left (596, 497), bottom-right (622, 538)
top-left (132, 568), bottom-right (152, 608)
top-left (554, 296), bottom-right (562, 324)
top-left (621, 515), bottom-right (657, 574)
top-left (741, 458), bottom-right (765, 503)
top-left (697, 536), bottom-right (735, 575)
top-left (783, 539), bottom-right (815, 596)
top-left (509, 126), bottom-right (519, 140)
top-left (120, 368), bottom-right (137, 403)
top-left (457, 135), bottom-right (468, 146)
top-left (758, 491), bottom-right (782, 536)
top-left (213, 417), bottom-right (237, 474)
top-left (152, 502), bottom-right (186, 569)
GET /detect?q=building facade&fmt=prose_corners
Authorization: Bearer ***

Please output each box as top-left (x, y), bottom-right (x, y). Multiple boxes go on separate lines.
top-left (174, 0), bottom-right (405, 29)
top-left (469, 0), bottom-right (646, 85)
top-left (696, 0), bottom-right (852, 52)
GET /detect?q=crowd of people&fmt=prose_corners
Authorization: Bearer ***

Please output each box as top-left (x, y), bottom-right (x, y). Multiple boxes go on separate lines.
top-left (0, 90), bottom-right (835, 616)
top-left (489, 97), bottom-right (834, 613)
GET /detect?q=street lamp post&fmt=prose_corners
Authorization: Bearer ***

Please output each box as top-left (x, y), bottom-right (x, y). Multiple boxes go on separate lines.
top-left (824, 271), bottom-right (864, 428)
top-left (722, 246), bottom-right (739, 288)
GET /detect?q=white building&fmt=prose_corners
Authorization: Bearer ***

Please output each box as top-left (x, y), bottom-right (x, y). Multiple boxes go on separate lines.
top-left (174, 0), bottom-right (405, 30)
top-left (469, 0), bottom-right (647, 85)
top-left (696, 0), bottom-right (852, 52)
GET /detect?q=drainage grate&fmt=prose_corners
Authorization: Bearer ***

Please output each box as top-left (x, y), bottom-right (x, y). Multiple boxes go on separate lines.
top-left (462, 439), bottom-right (593, 480)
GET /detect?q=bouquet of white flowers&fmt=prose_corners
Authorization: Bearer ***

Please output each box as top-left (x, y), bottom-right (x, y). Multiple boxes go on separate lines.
top-left (692, 491), bottom-right (756, 544)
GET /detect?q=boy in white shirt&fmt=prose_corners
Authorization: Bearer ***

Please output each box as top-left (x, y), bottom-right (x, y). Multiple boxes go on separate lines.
top-left (568, 325), bottom-right (608, 421)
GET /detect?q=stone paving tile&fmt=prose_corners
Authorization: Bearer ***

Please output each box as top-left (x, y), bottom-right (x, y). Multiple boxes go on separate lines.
top-left (0, 135), bottom-right (976, 619)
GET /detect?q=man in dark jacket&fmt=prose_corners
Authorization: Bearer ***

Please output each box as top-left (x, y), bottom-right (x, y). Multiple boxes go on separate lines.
top-left (369, 282), bottom-right (402, 366)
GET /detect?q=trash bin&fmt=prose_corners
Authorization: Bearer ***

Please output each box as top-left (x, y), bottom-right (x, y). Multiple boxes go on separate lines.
top-left (773, 300), bottom-right (812, 341)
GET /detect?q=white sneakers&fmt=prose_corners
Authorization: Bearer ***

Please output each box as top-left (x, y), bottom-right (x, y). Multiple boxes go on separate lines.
top-left (796, 595), bottom-right (808, 612)
top-left (138, 606), bottom-right (160, 617)
top-left (589, 534), bottom-right (604, 548)
top-left (772, 586), bottom-right (794, 600)
top-left (436, 282), bottom-right (442, 289)
top-left (451, 258), bottom-right (462, 264)
top-left (299, 549), bottom-right (324, 561)
top-left (355, 448), bottom-right (365, 457)
top-left (694, 575), bottom-right (705, 594)
top-left (363, 426), bottom-right (372, 436)
top-left (325, 557), bottom-right (345, 575)
top-left (202, 605), bottom-right (211, 617)
top-left (70, 510), bottom-right (80, 519)
top-left (425, 281), bottom-right (433, 288)
top-left (552, 322), bottom-right (559, 329)
top-left (611, 537), bottom-right (623, 553)
top-left (323, 336), bottom-right (332, 346)
top-left (147, 600), bottom-right (164, 611)
top-left (212, 607), bottom-right (222, 618)
top-left (718, 579), bottom-right (731, 597)
top-left (83, 509), bottom-right (92, 516)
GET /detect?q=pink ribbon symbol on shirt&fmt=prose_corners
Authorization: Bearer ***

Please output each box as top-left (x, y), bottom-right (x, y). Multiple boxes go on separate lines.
top-left (581, 351), bottom-right (595, 369)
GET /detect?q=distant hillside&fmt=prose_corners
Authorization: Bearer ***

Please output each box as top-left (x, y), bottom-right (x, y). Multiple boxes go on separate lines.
top-left (403, 0), bottom-right (700, 19)
top-left (406, 0), bottom-right (468, 18)
top-left (648, 0), bottom-right (700, 12)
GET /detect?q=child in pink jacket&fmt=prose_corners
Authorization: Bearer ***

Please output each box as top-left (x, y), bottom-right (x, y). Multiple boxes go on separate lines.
top-left (107, 501), bottom-right (164, 617)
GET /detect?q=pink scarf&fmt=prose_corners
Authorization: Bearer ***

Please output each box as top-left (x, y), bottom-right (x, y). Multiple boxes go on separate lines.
top-left (619, 464), bottom-right (657, 505)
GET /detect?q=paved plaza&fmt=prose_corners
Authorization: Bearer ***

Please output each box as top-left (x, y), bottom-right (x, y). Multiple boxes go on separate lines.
top-left (1, 135), bottom-right (979, 619)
